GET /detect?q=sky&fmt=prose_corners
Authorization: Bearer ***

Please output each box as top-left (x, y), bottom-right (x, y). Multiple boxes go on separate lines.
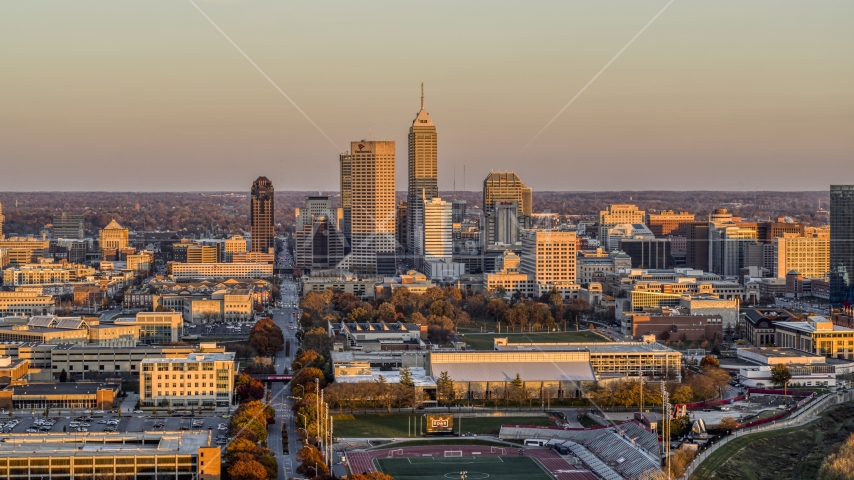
top-left (1, 0), bottom-right (852, 192)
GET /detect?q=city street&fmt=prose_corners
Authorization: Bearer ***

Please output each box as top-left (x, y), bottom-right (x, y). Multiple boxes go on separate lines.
top-left (268, 275), bottom-right (301, 480)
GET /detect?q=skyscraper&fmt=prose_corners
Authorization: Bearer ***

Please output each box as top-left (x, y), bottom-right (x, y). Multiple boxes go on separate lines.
top-left (294, 196), bottom-right (345, 270)
top-left (339, 153), bottom-right (352, 247)
top-left (831, 185), bottom-right (854, 305)
top-left (0, 203), bottom-right (4, 239)
top-left (53, 213), bottom-right (85, 239)
top-left (250, 176), bottom-right (275, 254)
top-left (349, 140), bottom-right (396, 274)
top-left (482, 172), bottom-right (531, 247)
top-left (407, 84), bottom-right (438, 257)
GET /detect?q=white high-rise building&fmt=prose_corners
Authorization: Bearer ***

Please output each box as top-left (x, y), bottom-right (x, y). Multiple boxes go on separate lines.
top-left (521, 229), bottom-right (578, 291)
top-left (423, 197), bottom-right (453, 263)
top-left (349, 140), bottom-right (396, 275)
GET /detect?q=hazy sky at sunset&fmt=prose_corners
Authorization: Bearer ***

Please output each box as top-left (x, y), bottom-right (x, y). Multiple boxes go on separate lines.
top-left (1, 1), bottom-right (852, 192)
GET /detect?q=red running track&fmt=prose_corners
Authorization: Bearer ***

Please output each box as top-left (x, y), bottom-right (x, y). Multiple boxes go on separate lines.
top-left (346, 445), bottom-right (599, 480)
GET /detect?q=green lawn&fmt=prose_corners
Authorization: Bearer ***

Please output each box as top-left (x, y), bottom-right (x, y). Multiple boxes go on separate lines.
top-left (459, 331), bottom-right (608, 350)
top-left (332, 413), bottom-right (554, 438)
top-left (376, 456), bottom-right (554, 480)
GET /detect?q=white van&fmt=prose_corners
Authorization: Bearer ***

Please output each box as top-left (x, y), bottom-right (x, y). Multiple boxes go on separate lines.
top-left (524, 439), bottom-right (547, 447)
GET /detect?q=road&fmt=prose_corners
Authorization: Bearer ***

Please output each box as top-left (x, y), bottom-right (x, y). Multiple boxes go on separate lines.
top-left (268, 276), bottom-right (301, 480)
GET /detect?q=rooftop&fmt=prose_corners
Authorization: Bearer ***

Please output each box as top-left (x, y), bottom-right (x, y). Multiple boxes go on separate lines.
top-left (140, 352), bottom-right (235, 363)
top-left (6, 382), bottom-right (120, 396)
top-left (0, 431), bottom-right (210, 457)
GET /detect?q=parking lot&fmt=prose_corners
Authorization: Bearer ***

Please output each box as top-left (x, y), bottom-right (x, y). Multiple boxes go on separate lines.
top-left (0, 412), bottom-right (231, 436)
top-left (186, 322), bottom-right (255, 337)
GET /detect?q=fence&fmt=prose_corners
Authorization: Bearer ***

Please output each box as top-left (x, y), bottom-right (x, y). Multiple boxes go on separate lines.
top-left (684, 389), bottom-right (854, 479)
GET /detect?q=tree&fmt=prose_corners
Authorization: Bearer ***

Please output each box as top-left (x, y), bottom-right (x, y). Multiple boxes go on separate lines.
top-left (771, 363), bottom-right (793, 398)
top-left (818, 433), bottom-right (854, 480)
top-left (349, 473), bottom-right (395, 480)
top-left (699, 355), bottom-right (720, 369)
top-left (399, 365), bottom-right (414, 388)
top-left (670, 385), bottom-right (694, 404)
top-left (718, 416), bottom-right (738, 432)
top-left (235, 373), bottom-right (265, 403)
top-left (303, 327), bottom-right (332, 354)
top-left (59, 369), bottom-right (68, 382)
top-left (436, 371), bottom-right (455, 410)
top-left (296, 445), bottom-right (329, 477)
top-left (227, 457), bottom-right (268, 480)
top-left (568, 298), bottom-right (590, 331)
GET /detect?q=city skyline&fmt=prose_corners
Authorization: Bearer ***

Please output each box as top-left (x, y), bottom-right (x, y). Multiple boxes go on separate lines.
top-left (2, 1), bottom-right (852, 192)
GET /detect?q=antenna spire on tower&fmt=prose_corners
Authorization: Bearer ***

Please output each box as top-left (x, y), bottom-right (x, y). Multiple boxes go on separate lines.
top-left (421, 82), bottom-right (424, 110)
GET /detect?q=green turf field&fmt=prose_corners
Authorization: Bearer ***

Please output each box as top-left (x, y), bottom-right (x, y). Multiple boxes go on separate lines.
top-left (375, 456), bottom-right (554, 480)
top-left (332, 413), bottom-right (554, 438)
top-left (459, 331), bottom-right (608, 350)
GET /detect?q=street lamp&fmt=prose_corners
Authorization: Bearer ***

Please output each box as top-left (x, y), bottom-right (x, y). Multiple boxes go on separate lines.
top-left (293, 384), bottom-right (305, 399)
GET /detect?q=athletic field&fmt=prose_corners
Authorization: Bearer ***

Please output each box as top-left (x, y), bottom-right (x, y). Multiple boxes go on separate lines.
top-left (375, 455), bottom-right (554, 480)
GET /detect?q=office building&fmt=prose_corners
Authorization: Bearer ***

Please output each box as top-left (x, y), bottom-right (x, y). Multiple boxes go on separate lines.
top-left (329, 321), bottom-right (428, 352)
top-left (775, 316), bottom-right (854, 359)
top-left (140, 351), bottom-right (236, 409)
top-left (483, 172), bottom-right (531, 247)
top-left (407, 84), bottom-right (438, 256)
top-left (757, 221), bottom-right (805, 244)
top-left (576, 248), bottom-right (632, 285)
top-left (301, 273), bottom-right (378, 300)
top-left (686, 222), bottom-right (711, 271)
top-left (619, 238), bottom-right (672, 269)
top-left (0, 291), bottom-right (54, 317)
top-left (744, 308), bottom-right (799, 347)
top-left (114, 312), bottom-right (184, 344)
top-left (169, 262), bottom-right (273, 280)
top-left (773, 230), bottom-right (830, 279)
top-left (708, 210), bottom-right (757, 277)
top-left (249, 176), bottom-right (275, 254)
top-left (605, 223), bottom-right (655, 252)
top-left (0, 202), bottom-right (3, 238)
top-left (0, 237), bottom-right (50, 266)
top-left (99, 219), bottom-right (129, 250)
top-left (452, 200), bottom-right (467, 223)
top-left (294, 196), bottom-right (345, 270)
top-left (628, 312), bottom-right (723, 342)
top-left (52, 212), bottom-right (85, 239)
top-left (646, 210), bottom-right (695, 237)
top-left (0, 381), bottom-right (120, 411)
top-left (831, 185), bottom-right (854, 305)
top-left (395, 200), bottom-right (408, 253)
top-left (422, 197), bottom-right (453, 263)
top-left (223, 235), bottom-right (248, 262)
top-left (339, 152), bottom-right (353, 246)
top-left (349, 140), bottom-right (396, 274)
top-left (484, 250), bottom-right (533, 297)
top-left (0, 316), bottom-right (138, 347)
top-left (520, 229), bottom-right (577, 292)
top-left (599, 204), bottom-right (645, 250)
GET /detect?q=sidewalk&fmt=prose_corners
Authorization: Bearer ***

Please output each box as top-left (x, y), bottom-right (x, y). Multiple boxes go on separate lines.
top-left (684, 389), bottom-right (854, 478)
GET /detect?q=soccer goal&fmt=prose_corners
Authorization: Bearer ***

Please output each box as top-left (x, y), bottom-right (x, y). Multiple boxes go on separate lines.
top-left (444, 450), bottom-right (464, 457)
top-left (387, 449), bottom-right (404, 458)
top-left (490, 447), bottom-right (507, 455)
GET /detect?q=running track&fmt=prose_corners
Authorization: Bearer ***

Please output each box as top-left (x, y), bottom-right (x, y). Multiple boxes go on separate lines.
top-left (346, 445), bottom-right (599, 480)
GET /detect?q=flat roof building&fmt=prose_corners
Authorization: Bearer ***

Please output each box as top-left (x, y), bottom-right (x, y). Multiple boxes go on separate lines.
top-left (140, 352), bottom-right (236, 410)
top-left (0, 431), bottom-right (220, 480)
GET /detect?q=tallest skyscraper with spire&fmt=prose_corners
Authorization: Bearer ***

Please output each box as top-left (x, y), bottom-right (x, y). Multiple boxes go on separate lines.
top-left (407, 83), bottom-right (438, 262)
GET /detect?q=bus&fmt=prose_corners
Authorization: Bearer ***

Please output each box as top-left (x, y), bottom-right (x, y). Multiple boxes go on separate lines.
top-left (524, 439), bottom-right (547, 447)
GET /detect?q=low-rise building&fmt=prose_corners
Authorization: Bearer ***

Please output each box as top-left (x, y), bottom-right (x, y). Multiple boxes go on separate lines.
top-left (139, 351), bottom-right (236, 409)
top-left (0, 291), bottom-right (55, 317)
top-left (735, 347), bottom-right (836, 388)
top-left (628, 312), bottom-right (723, 342)
top-left (0, 431), bottom-right (220, 480)
top-left (300, 272), bottom-right (379, 300)
top-left (744, 308), bottom-right (799, 347)
top-left (374, 270), bottom-right (435, 299)
top-left (170, 262), bottom-right (273, 280)
top-left (0, 381), bottom-right (120, 410)
top-left (0, 316), bottom-right (137, 347)
top-left (775, 317), bottom-right (854, 359)
top-left (329, 321), bottom-right (428, 352)
top-left (114, 312), bottom-right (183, 345)
top-left (2, 261), bottom-right (95, 286)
